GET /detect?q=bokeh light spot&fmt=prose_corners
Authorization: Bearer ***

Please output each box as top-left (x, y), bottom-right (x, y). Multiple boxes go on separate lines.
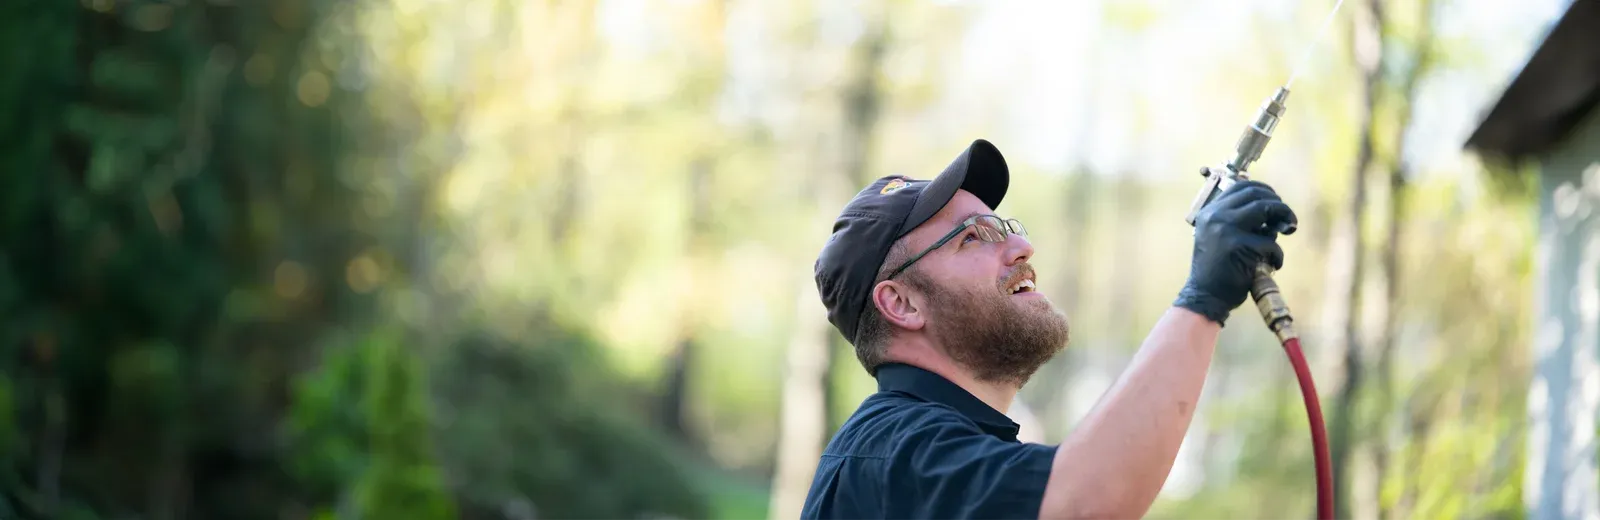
top-left (275, 261), bottom-right (309, 299)
top-left (297, 71), bottom-right (331, 107)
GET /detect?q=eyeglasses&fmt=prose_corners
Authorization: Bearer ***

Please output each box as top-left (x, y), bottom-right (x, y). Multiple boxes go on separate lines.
top-left (885, 214), bottom-right (1027, 280)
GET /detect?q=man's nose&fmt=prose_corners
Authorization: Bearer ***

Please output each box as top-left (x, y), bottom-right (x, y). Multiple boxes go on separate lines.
top-left (1003, 232), bottom-right (1033, 266)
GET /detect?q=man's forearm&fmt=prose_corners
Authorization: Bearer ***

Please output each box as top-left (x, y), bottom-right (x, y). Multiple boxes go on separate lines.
top-left (1038, 306), bottom-right (1220, 519)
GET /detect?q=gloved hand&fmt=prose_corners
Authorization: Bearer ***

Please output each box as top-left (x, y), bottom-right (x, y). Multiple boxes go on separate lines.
top-left (1174, 180), bottom-right (1298, 325)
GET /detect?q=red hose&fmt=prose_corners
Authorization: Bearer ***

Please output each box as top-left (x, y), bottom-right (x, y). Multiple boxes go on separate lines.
top-left (1281, 337), bottom-right (1334, 520)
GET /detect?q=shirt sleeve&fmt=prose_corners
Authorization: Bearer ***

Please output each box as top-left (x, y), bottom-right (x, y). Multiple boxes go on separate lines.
top-left (882, 408), bottom-right (1059, 520)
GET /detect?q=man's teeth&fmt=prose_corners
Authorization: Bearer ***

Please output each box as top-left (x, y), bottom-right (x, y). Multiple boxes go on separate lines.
top-left (1008, 279), bottom-right (1036, 294)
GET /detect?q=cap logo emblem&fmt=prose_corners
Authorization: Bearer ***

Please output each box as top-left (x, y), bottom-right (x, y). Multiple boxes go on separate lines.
top-left (880, 179), bottom-right (910, 194)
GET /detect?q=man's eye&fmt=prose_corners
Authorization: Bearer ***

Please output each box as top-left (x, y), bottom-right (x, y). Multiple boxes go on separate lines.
top-left (962, 231), bottom-right (978, 244)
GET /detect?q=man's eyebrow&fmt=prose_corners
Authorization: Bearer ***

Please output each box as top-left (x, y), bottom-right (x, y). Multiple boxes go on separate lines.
top-left (930, 212), bottom-right (987, 245)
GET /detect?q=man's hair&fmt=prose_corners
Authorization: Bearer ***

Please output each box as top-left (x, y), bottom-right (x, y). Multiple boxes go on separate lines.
top-left (852, 238), bottom-right (936, 375)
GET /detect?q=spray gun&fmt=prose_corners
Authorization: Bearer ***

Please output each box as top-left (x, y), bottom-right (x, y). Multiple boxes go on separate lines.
top-left (1187, 80), bottom-right (1334, 520)
top-left (1182, 2), bottom-right (1345, 517)
top-left (1186, 86), bottom-right (1293, 231)
top-left (1185, 86), bottom-right (1301, 345)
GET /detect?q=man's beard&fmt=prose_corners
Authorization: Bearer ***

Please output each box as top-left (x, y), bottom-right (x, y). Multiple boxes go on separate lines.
top-left (908, 264), bottom-right (1070, 387)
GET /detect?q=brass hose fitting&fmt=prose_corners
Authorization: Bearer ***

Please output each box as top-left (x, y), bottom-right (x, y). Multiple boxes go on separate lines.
top-left (1251, 265), bottom-right (1297, 343)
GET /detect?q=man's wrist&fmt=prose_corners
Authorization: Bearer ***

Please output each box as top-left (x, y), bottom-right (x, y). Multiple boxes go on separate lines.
top-left (1173, 285), bottom-right (1231, 326)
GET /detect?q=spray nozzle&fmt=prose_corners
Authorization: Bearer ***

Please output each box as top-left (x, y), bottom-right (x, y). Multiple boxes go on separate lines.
top-left (1229, 87), bottom-right (1290, 174)
top-left (1186, 86), bottom-right (1294, 232)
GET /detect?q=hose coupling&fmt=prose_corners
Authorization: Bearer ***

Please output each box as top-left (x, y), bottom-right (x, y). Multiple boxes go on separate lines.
top-left (1251, 265), bottom-right (1299, 343)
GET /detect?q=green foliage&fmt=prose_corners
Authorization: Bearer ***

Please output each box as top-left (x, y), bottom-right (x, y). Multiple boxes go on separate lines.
top-left (354, 331), bottom-right (456, 520)
top-left (286, 333), bottom-right (370, 505)
top-left (1, 0), bottom-right (721, 517)
top-left (428, 324), bottom-right (711, 520)
top-left (287, 329), bottom-right (457, 520)
top-left (0, 0), bottom-right (429, 517)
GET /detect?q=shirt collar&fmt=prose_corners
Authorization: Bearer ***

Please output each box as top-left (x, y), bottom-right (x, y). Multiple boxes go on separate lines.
top-left (875, 362), bottom-right (1022, 441)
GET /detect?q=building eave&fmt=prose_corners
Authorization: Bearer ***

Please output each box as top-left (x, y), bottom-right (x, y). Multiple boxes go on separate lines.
top-left (1464, 0), bottom-right (1600, 164)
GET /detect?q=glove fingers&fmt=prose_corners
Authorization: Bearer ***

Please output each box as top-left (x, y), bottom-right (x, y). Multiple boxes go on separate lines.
top-left (1212, 183), bottom-right (1280, 212)
top-left (1240, 234), bottom-right (1286, 271)
top-left (1224, 199), bottom-right (1297, 234)
top-left (1262, 199), bottom-right (1298, 235)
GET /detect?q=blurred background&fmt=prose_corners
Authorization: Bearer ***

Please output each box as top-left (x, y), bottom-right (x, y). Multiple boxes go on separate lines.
top-left (3, 0), bottom-right (1598, 518)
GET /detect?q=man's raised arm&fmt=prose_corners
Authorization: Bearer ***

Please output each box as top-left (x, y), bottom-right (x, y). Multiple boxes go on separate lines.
top-left (1035, 180), bottom-right (1298, 519)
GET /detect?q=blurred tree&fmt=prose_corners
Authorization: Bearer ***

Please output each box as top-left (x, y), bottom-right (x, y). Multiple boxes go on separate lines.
top-left (1369, 0), bottom-right (1439, 516)
top-left (360, 0), bottom-right (719, 516)
top-left (771, 280), bottom-right (833, 520)
top-left (1326, 0), bottom-right (1451, 517)
top-left (769, 3), bottom-right (892, 517)
top-left (824, 0), bottom-right (892, 436)
top-left (660, 158), bottom-right (706, 442)
top-left (661, 0), bottom-right (730, 448)
top-left (1327, 0), bottom-right (1384, 516)
top-left (427, 325), bottom-right (710, 520)
top-left (2, 0), bottom-right (719, 518)
top-left (0, 0), bottom-right (435, 517)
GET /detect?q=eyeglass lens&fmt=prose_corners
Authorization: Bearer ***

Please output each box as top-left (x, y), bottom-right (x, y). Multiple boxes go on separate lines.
top-left (973, 215), bottom-right (1025, 242)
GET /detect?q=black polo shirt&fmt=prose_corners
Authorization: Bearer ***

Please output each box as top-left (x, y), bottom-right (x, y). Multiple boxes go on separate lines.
top-left (799, 363), bottom-right (1058, 519)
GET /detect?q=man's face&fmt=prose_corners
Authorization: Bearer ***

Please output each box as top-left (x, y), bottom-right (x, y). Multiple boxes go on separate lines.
top-left (893, 190), bottom-right (1070, 386)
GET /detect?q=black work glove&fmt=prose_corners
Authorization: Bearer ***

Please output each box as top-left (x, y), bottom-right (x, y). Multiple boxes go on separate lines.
top-left (1174, 180), bottom-right (1298, 325)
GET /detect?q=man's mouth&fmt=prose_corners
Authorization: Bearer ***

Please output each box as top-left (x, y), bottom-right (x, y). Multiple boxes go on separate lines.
top-left (1006, 278), bottom-right (1036, 295)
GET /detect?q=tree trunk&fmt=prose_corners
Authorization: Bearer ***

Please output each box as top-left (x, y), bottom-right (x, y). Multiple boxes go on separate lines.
top-left (1393, 403), bottom-right (1433, 519)
top-left (1371, 160), bottom-right (1404, 520)
top-left (769, 278), bottom-right (834, 520)
top-left (1368, 3), bottom-right (1435, 517)
top-left (828, 6), bottom-right (888, 444)
top-left (548, 139), bottom-right (586, 245)
top-left (1036, 20), bottom-right (1106, 438)
top-left (1364, 149), bottom-right (1412, 520)
top-left (1328, 0), bottom-right (1384, 517)
top-left (663, 0), bottom-right (725, 450)
top-left (1033, 169), bottom-right (1094, 437)
top-left (661, 336), bottom-right (696, 442)
top-left (663, 157), bottom-right (715, 444)
top-left (1372, 12), bottom-right (1433, 518)
top-left (1058, 171), bottom-right (1093, 334)
top-left (769, 11), bottom-right (889, 519)
top-left (1109, 175), bottom-right (1144, 344)
top-left (840, 22), bottom-right (886, 188)
top-left (39, 378), bottom-right (64, 517)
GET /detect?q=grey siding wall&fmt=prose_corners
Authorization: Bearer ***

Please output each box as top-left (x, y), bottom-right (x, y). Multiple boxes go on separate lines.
top-left (1527, 106), bottom-right (1600, 520)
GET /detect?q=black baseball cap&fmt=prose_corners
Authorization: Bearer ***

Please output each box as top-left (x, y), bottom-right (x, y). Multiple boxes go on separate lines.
top-left (814, 138), bottom-right (1011, 346)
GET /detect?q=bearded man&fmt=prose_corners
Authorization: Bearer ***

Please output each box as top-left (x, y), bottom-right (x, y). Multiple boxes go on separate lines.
top-left (803, 139), bottom-right (1297, 519)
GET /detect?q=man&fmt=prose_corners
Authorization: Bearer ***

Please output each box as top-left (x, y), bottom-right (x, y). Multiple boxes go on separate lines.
top-left (804, 139), bottom-right (1296, 519)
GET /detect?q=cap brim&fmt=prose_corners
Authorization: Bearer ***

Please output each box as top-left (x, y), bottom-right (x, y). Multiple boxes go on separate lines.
top-left (900, 139), bottom-right (1010, 235)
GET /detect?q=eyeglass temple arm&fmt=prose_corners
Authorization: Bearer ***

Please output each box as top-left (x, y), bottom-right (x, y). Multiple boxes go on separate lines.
top-left (884, 227), bottom-right (965, 280)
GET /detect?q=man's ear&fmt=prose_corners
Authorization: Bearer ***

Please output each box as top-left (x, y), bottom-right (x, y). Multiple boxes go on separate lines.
top-left (871, 279), bottom-right (925, 331)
